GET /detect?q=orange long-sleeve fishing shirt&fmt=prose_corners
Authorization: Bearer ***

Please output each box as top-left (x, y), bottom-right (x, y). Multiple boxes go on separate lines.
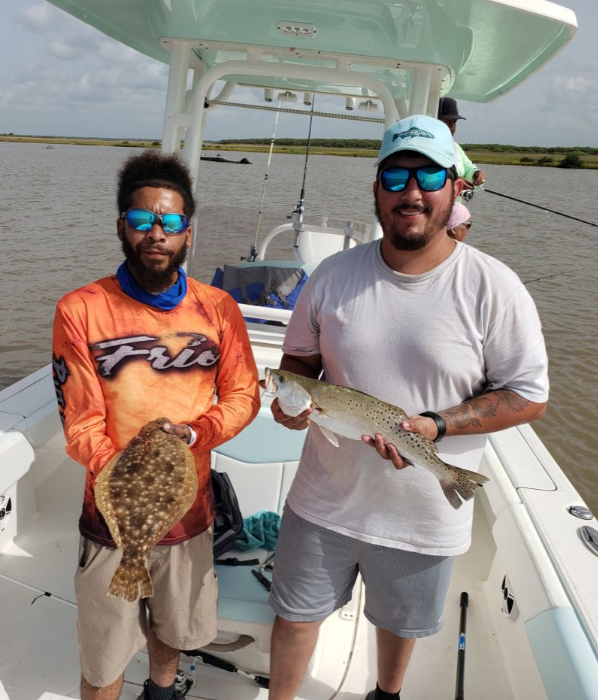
top-left (52, 274), bottom-right (260, 546)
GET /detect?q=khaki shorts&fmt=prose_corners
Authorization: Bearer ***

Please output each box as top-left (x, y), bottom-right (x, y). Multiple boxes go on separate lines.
top-left (75, 529), bottom-right (218, 688)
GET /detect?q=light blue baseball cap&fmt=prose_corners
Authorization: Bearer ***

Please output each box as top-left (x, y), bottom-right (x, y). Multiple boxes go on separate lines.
top-left (375, 114), bottom-right (456, 169)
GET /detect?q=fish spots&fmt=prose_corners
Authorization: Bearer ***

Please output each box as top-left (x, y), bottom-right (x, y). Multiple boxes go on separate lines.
top-left (131, 514), bottom-right (146, 529)
top-left (93, 418), bottom-right (199, 600)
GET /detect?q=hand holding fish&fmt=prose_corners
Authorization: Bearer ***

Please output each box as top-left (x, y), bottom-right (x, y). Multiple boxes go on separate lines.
top-left (362, 415), bottom-right (440, 470)
top-left (161, 421), bottom-right (193, 443)
top-left (271, 397), bottom-right (313, 430)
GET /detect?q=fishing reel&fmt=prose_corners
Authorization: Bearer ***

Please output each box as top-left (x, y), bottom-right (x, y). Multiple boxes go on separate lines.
top-left (174, 669), bottom-right (195, 696)
top-left (240, 245), bottom-right (258, 262)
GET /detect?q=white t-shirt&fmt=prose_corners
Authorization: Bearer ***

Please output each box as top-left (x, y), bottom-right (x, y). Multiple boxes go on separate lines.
top-left (283, 240), bottom-right (549, 555)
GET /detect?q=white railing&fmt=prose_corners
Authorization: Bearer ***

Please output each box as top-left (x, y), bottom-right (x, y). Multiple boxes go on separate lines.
top-left (257, 220), bottom-right (371, 263)
top-left (238, 304), bottom-right (292, 324)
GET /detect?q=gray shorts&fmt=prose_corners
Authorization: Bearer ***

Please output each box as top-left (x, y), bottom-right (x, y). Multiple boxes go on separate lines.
top-left (75, 529), bottom-right (218, 688)
top-left (269, 507), bottom-right (454, 638)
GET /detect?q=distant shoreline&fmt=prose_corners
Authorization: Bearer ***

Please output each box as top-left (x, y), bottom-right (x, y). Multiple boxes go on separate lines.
top-left (2, 134), bottom-right (597, 168)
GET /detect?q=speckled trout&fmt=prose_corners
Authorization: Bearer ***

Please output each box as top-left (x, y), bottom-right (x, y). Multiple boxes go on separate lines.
top-left (264, 368), bottom-right (489, 510)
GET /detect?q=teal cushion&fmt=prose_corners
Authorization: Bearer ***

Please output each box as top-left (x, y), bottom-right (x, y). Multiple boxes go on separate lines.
top-left (214, 410), bottom-right (306, 464)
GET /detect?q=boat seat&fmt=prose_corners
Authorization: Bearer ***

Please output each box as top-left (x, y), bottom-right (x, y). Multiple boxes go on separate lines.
top-left (216, 553), bottom-right (274, 626)
top-left (208, 409), bottom-right (306, 657)
top-left (214, 408), bottom-right (305, 464)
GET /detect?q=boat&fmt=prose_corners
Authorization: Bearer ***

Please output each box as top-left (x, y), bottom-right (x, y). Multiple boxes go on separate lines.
top-left (1, 1), bottom-right (597, 699)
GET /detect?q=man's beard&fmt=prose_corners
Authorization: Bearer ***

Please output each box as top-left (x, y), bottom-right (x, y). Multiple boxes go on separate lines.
top-left (374, 190), bottom-right (453, 252)
top-left (121, 237), bottom-right (188, 293)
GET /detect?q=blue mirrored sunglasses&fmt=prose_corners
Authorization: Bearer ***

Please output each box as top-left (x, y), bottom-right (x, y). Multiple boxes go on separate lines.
top-left (378, 166), bottom-right (455, 193)
top-left (120, 208), bottom-right (190, 234)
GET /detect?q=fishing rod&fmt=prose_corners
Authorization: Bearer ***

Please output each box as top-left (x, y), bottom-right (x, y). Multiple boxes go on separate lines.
top-left (454, 591), bottom-right (469, 700)
top-left (299, 97), bottom-right (316, 206)
top-left (291, 96), bottom-right (317, 244)
top-left (246, 102), bottom-right (282, 261)
top-left (523, 266), bottom-right (588, 286)
top-left (181, 649), bottom-right (270, 689)
top-left (485, 189), bottom-right (598, 229)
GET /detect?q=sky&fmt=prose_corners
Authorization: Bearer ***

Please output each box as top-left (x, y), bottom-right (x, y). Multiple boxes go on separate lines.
top-left (0, 0), bottom-right (596, 146)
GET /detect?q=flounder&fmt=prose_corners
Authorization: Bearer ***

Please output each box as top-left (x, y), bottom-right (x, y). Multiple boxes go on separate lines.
top-left (94, 417), bottom-right (197, 602)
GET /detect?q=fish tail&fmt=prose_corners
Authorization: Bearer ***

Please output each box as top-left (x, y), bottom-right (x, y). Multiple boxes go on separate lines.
top-left (440, 481), bottom-right (465, 510)
top-left (108, 556), bottom-right (154, 602)
top-left (440, 465), bottom-right (490, 510)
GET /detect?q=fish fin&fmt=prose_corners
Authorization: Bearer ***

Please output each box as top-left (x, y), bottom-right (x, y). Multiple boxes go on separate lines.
top-left (440, 466), bottom-right (490, 509)
top-left (440, 481), bottom-right (464, 510)
top-left (155, 449), bottom-right (199, 538)
top-left (458, 467), bottom-right (490, 487)
top-left (420, 435), bottom-right (439, 453)
top-left (94, 452), bottom-right (124, 550)
top-left (108, 556), bottom-right (154, 602)
top-left (317, 424), bottom-right (340, 447)
top-left (395, 406), bottom-right (410, 422)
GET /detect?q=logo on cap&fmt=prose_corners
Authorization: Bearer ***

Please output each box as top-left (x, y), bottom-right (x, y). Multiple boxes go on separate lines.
top-left (392, 127), bottom-right (434, 142)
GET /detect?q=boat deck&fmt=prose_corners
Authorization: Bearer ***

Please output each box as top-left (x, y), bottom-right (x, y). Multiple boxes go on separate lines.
top-left (0, 451), bottom-right (539, 700)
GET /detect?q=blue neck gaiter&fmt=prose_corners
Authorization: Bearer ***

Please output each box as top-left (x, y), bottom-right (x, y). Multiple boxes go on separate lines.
top-left (116, 261), bottom-right (187, 311)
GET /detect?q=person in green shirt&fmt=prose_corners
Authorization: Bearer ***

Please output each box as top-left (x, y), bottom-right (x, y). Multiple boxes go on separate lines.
top-left (438, 97), bottom-right (486, 198)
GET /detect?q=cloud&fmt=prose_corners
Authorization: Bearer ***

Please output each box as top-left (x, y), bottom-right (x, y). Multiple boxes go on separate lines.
top-left (98, 40), bottom-right (146, 65)
top-left (553, 75), bottom-right (598, 94)
top-left (47, 39), bottom-right (78, 60)
top-left (15, 3), bottom-right (56, 32)
top-left (1, 2), bottom-right (169, 136)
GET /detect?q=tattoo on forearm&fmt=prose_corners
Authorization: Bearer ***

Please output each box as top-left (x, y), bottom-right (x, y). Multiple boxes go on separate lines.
top-left (441, 390), bottom-right (530, 432)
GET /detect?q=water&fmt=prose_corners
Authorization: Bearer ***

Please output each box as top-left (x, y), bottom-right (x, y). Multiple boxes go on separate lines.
top-left (1, 142), bottom-right (597, 513)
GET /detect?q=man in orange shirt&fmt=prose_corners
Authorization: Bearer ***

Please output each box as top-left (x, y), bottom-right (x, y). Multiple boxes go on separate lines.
top-left (52, 150), bottom-right (260, 700)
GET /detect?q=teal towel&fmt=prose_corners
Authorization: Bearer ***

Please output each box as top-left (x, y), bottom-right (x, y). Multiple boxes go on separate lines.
top-left (235, 510), bottom-right (281, 551)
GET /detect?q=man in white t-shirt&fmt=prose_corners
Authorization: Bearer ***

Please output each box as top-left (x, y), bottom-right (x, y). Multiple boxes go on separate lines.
top-left (266, 114), bottom-right (549, 700)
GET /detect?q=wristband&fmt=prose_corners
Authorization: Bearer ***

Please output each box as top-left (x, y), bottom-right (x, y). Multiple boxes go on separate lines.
top-left (420, 411), bottom-right (446, 442)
